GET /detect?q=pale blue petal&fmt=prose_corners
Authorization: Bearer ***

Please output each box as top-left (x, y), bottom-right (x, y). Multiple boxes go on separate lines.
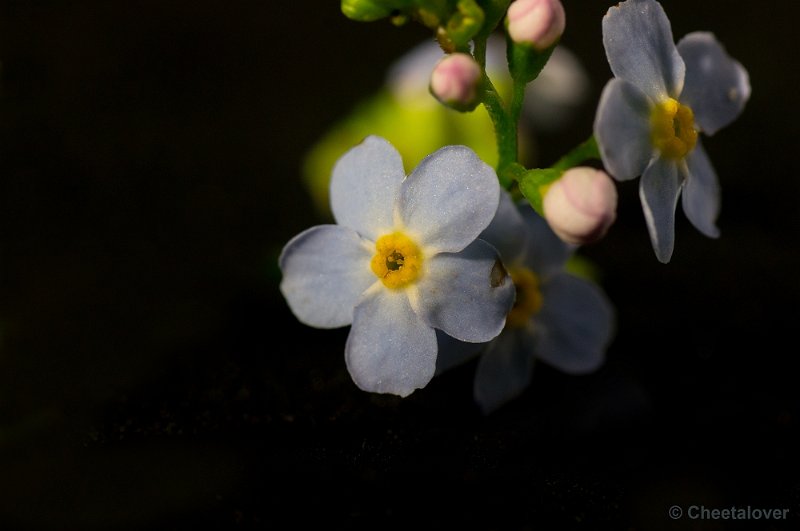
top-left (640, 157), bottom-right (683, 263)
top-left (681, 142), bottom-right (720, 238)
top-left (474, 329), bottom-right (535, 414)
top-left (330, 136), bottom-right (406, 240)
top-left (519, 203), bottom-right (574, 277)
top-left (677, 32), bottom-right (751, 135)
top-left (479, 189), bottom-right (528, 264)
top-left (398, 146), bottom-right (499, 253)
top-left (434, 330), bottom-right (486, 375)
top-left (535, 274), bottom-right (614, 374)
top-left (279, 225), bottom-right (375, 329)
top-left (345, 287), bottom-right (436, 397)
top-left (416, 239), bottom-right (515, 343)
top-left (602, 0), bottom-right (685, 100)
top-left (594, 79), bottom-right (654, 181)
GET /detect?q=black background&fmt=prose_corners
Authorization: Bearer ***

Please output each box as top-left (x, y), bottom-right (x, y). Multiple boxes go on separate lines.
top-left (1, 1), bottom-right (798, 529)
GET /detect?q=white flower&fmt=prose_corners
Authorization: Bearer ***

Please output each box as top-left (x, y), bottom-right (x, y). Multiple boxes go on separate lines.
top-left (594, 0), bottom-right (750, 263)
top-left (280, 136), bottom-right (515, 397)
top-left (437, 191), bottom-right (615, 413)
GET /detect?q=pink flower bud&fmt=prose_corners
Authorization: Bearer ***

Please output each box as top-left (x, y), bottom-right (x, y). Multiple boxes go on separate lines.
top-left (543, 167), bottom-right (617, 245)
top-left (506, 0), bottom-right (566, 50)
top-left (429, 53), bottom-right (482, 110)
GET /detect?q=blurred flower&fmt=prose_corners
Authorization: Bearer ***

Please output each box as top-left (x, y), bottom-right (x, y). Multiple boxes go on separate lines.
top-left (303, 36), bottom-right (589, 216)
top-left (543, 166), bottom-right (617, 245)
top-left (280, 136), bottom-right (514, 397)
top-left (594, 0), bottom-right (750, 262)
top-left (506, 0), bottom-right (566, 50)
top-left (437, 190), bottom-right (615, 413)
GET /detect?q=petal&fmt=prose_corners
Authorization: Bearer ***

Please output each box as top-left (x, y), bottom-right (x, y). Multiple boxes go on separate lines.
top-left (677, 32), bottom-right (751, 135)
top-left (479, 189), bottom-right (528, 264)
top-left (330, 135), bottom-right (406, 240)
top-left (535, 274), bottom-right (614, 374)
top-left (279, 225), bottom-right (375, 328)
top-left (345, 287), bottom-right (437, 397)
top-left (640, 157), bottom-right (683, 263)
top-left (594, 79), bottom-right (654, 181)
top-left (519, 203), bottom-right (574, 277)
top-left (602, 0), bottom-right (685, 100)
top-left (681, 142), bottom-right (720, 238)
top-left (416, 239), bottom-right (515, 343)
top-left (398, 145), bottom-right (499, 253)
top-left (434, 330), bottom-right (485, 375)
top-left (474, 329), bottom-right (535, 414)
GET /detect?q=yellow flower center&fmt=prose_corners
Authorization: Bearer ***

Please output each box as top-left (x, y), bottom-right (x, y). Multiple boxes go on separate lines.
top-left (370, 231), bottom-right (424, 290)
top-left (506, 266), bottom-right (543, 329)
top-left (650, 97), bottom-right (698, 160)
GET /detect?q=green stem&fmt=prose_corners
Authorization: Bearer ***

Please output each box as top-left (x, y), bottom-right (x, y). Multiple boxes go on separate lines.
top-left (480, 75), bottom-right (517, 189)
top-left (472, 35), bottom-right (487, 70)
top-left (552, 135), bottom-right (601, 172)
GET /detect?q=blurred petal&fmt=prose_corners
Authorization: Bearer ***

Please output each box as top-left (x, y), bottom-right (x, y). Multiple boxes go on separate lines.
top-left (594, 79), bottom-right (654, 181)
top-left (417, 239), bottom-right (515, 343)
top-left (398, 146), bottom-right (499, 253)
top-left (519, 204), bottom-right (574, 277)
top-left (474, 329), bottom-right (535, 414)
top-left (640, 157), bottom-right (683, 263)
top-left (602, 0), bottom-right (684, 100)
top-left (479, 189), bottom-right (528, 264)
top-left (345, 287), bottom-right (436, 397)
top-left (536, 274), bottom-right (614, 374)
top-left (677, 32), bottom-right (751, 135)
top-left (681, 142), bottom-right (720, 238)
top-left (330, 135), bottom-right (405, 240)
top-left (434, 330), bottom-right (486, 375)
top-left (279, 225), bottom-right (375, 328)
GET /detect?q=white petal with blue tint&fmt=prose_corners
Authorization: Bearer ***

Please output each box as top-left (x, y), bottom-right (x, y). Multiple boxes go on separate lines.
top-left (681, 142), bottom-right (720, 238)
top-left (279, 225), bottom-right (376, 328)
top-left (602, 0), bottom-right (685, 100)
top-left (535, 274), bottom-right (614, 374)
top-left (345, 287), bottom-right (437, 397)
top-left (594, 79), bottom-right (654, 181)
top-left (416, 239), bottom-right (515, 343)
top-left (640, 157), bottom-right (683, 263)
top-left (677, 32), bottom-right (751, 136)
top-left (474, 329), bottom-right (535, 414)
top-left (519, 200), bottom-right (574, 277)
top-left (330, 135), bottom-right (406, 241)
top-left (434, 330), bottom-right (485, 375)
top-left (479, 189), bottom-right (528, 264)
top-left (398, 145), bottom-right (499, 253)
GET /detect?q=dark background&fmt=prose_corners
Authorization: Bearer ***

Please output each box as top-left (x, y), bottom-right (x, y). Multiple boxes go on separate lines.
top-left (1, 1), bottom-right (798, 529)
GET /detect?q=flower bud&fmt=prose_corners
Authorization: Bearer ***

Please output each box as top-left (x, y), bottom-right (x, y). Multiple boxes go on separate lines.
top-left (429, 53), bottom-right (482, 111)
top-left (506, 0), bottom-right (566, 50)
top-left (340, 0), bottom-right (394, 22)
top-left (543, 167), bottom-right (617, 245)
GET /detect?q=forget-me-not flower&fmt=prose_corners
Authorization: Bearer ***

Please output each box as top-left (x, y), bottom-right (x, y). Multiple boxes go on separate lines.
top-left (280, 136), bottom-right (515, 397)
top-left (594, 0), bottom-right (750, 262)
top-left (437, 191), bottom-right (615, 413)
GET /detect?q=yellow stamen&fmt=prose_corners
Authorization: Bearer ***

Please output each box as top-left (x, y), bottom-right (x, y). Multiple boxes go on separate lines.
top-left (506, 266), bottom-right (543, 329)
top-left (650, 97), bottom-right (698, 160)
top-left (370, 231), bottom-right (424, 290)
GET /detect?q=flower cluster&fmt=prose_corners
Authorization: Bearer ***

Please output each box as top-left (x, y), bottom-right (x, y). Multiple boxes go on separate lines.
top-left (279, 0), bottom-right (749, 410)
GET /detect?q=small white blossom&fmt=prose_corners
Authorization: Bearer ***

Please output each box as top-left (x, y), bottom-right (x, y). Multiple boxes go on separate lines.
top-left (280, 136), bottom-right (515, 397)
top-left (437, 191), bottom-right (615, 413)
top-left (594, 0), bottom-right (750, 262)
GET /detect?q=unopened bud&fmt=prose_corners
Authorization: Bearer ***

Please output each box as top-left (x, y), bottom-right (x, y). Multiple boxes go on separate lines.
top-left (543, 167), bottom-right (617, 245)
top-left (506, 0), bottom-right (565, 50)
top-left (429, 53), bottom-right (482, 111)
